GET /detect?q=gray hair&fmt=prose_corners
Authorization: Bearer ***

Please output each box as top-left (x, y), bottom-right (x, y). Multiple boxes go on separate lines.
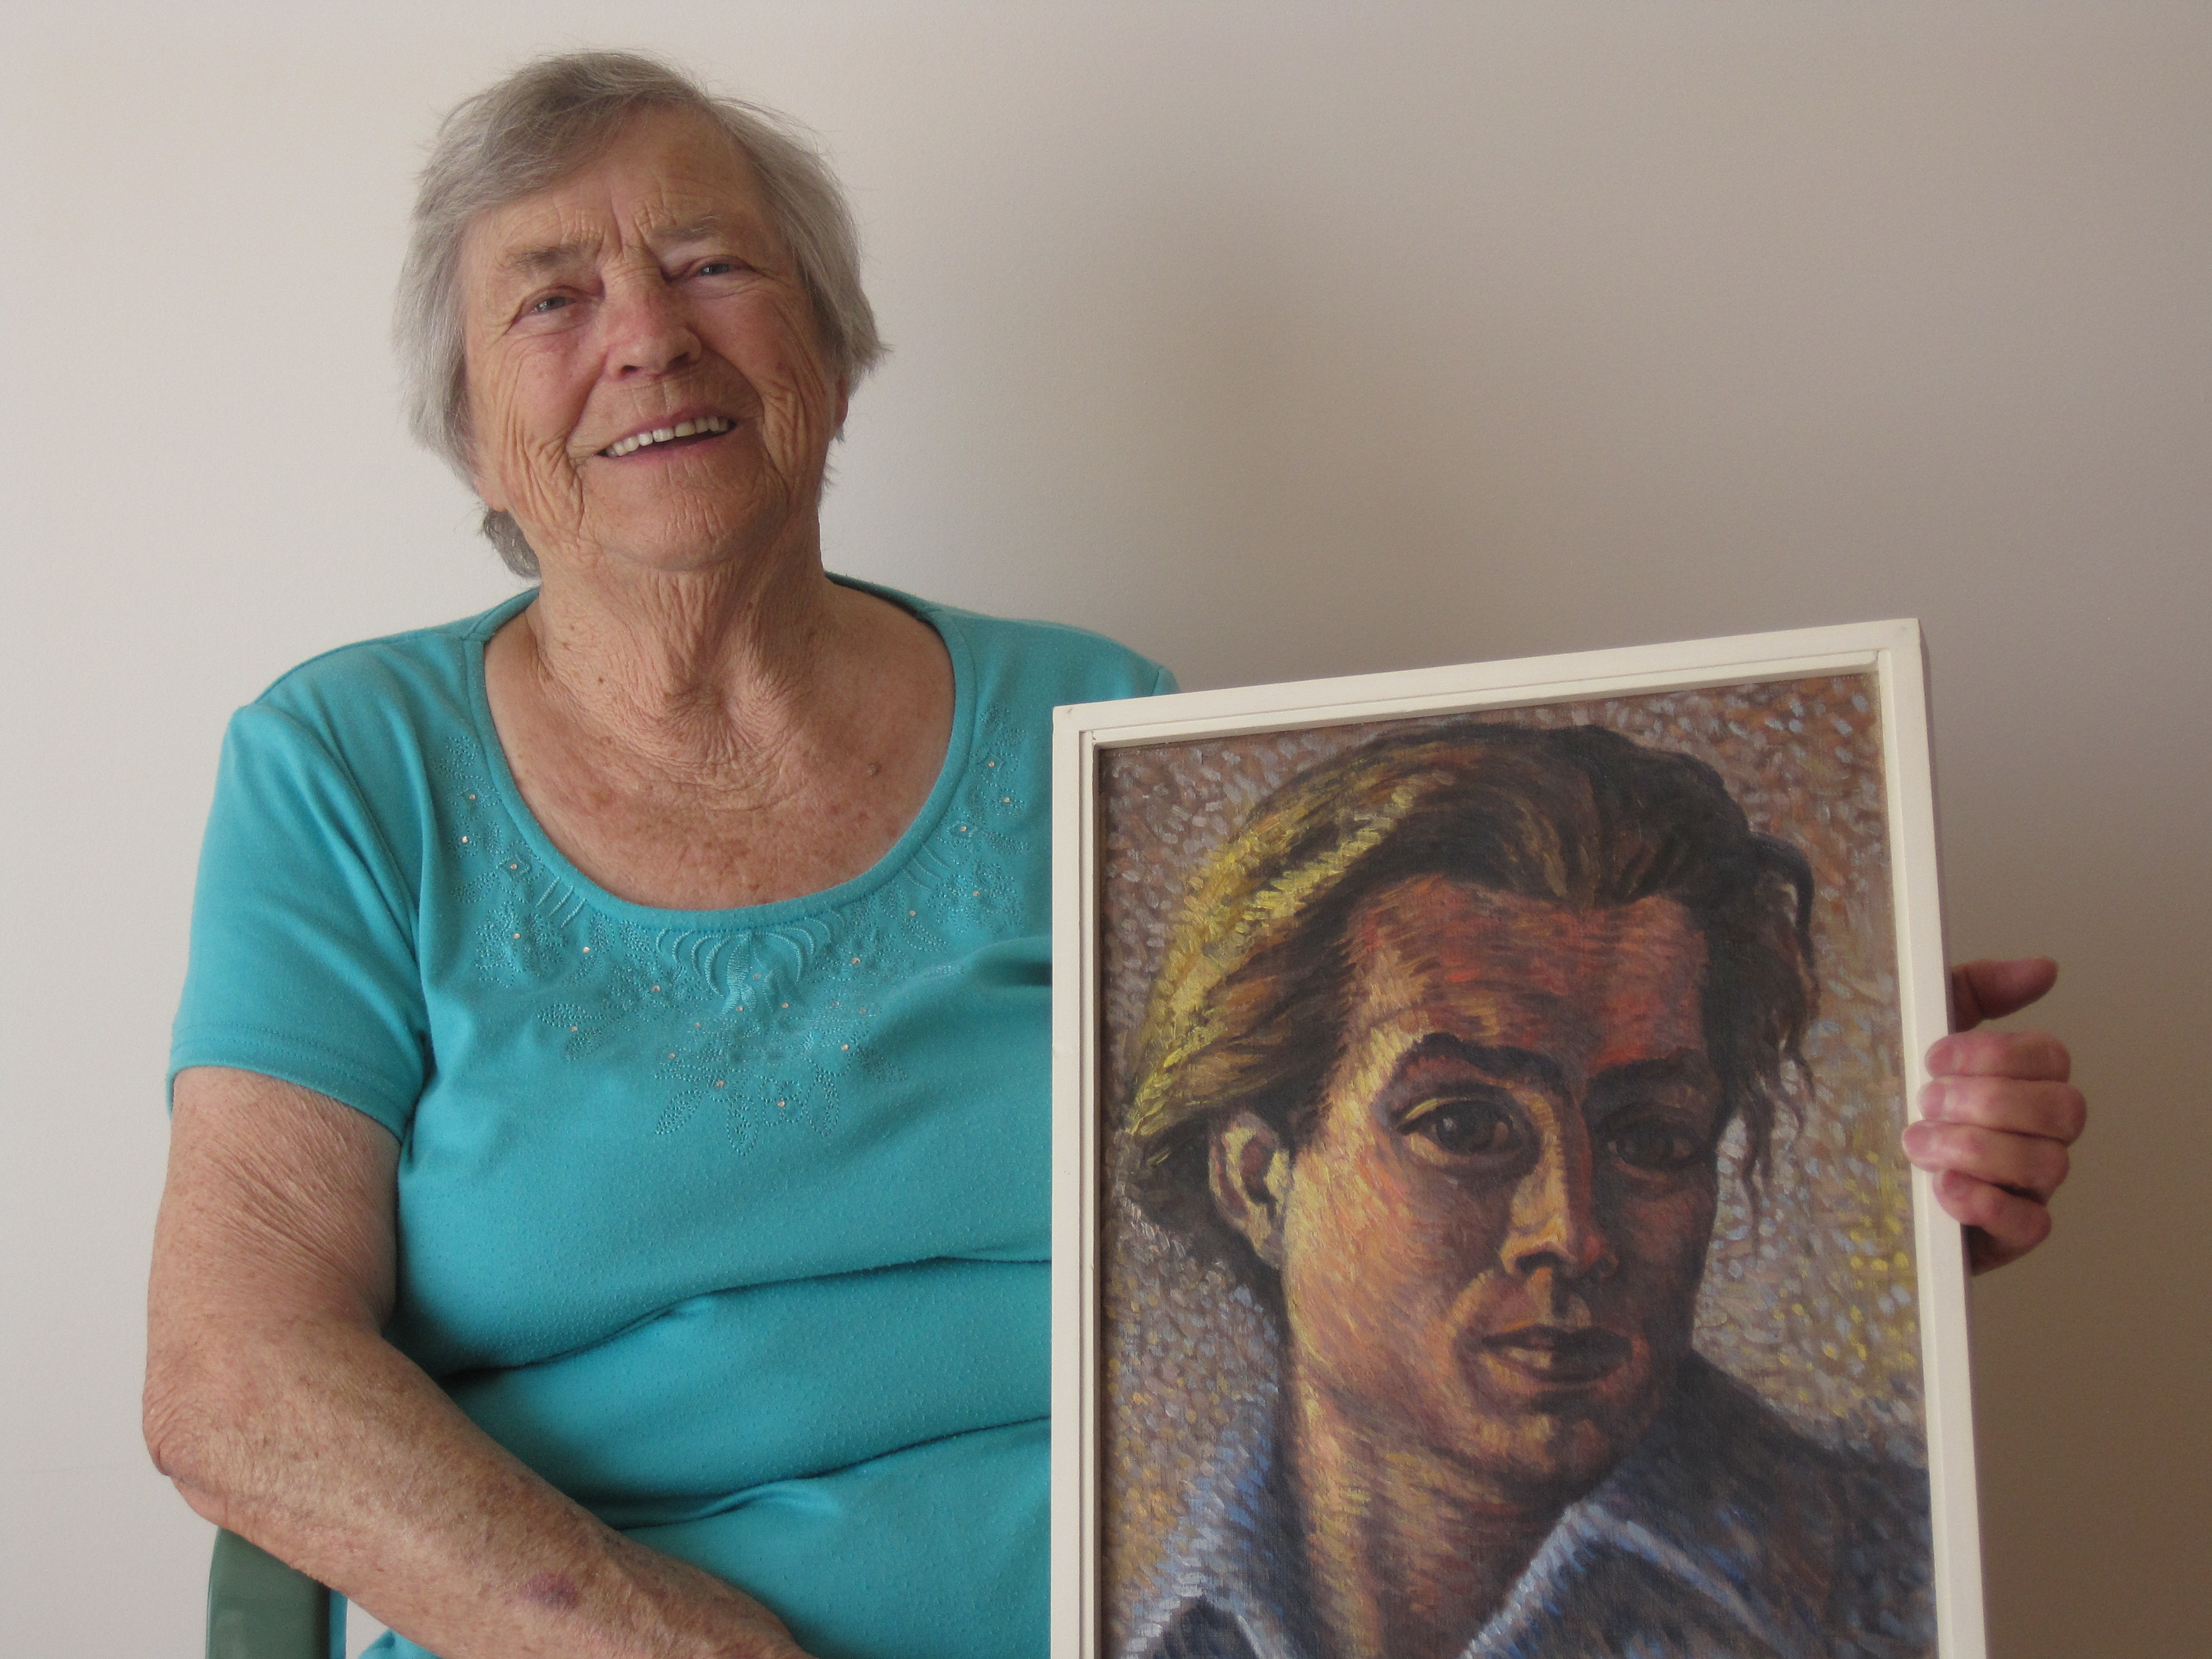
top-left (394, 50), bottom-right (886, 577)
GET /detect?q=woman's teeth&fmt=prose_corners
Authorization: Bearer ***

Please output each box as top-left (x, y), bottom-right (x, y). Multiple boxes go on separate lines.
top-left (603, 415), bottom-right (734, 457)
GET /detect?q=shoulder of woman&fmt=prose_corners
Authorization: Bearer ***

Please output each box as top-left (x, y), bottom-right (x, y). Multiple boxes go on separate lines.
top-left (230, 600), bottom-right (523, 768)
top-left (925, 601), bottom-right (1175, 702)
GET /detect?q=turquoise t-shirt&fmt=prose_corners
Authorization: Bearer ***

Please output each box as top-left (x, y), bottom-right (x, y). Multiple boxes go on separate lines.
top-left (170, 581), bottom-right (1173, 1659)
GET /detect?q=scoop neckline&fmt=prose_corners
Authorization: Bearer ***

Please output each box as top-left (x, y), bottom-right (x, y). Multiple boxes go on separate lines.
top-left (460, 576), bottom-right (976, 932)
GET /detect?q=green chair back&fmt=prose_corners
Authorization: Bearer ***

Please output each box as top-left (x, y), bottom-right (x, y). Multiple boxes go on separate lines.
top-left (207, 1528), bottom-right (341, 1659)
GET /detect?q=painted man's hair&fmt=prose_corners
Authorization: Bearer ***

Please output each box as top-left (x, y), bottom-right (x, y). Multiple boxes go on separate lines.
top-left (1124, 722), bottom-right (1817, 1282)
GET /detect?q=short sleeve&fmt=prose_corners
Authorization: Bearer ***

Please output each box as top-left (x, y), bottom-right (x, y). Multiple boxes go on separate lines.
top-left (169, 704), bottom-right (427, 1134)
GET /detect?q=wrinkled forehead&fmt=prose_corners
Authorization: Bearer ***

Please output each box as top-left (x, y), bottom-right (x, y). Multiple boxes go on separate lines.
top-left (1338, 876), bottom-right (1710, 1077)
top-left (458, 107), bottom-right (777, 292)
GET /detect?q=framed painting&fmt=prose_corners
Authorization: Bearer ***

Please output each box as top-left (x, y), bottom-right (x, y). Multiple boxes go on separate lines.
top-left (1051, 620), bottom-right (1982, 1659)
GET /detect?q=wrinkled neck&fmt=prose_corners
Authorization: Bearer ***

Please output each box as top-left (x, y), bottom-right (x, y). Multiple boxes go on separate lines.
top-left (516, 529), bottom-right (842, 780)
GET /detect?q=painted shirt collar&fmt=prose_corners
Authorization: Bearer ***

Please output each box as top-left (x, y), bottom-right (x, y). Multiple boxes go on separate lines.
top-left (1122, 1356), bottom-right (1931, 1659)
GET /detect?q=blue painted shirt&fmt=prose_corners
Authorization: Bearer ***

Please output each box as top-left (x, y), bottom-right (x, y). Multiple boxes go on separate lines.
top-left (1128, 1356), bottom-right (1933, 1659)
top-left (171, 581), bottom-right (1173, 1659)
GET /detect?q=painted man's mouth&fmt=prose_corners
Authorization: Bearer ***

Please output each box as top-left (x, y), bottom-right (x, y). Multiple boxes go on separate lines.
top-left (1479, 1327), bottom-right (1634, 1386)
top-left (599, 414), bottom-right (736, 458)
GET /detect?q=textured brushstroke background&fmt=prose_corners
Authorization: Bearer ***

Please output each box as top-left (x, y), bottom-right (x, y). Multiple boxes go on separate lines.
top-left (1095, 674), bottom-right (1920, 1644)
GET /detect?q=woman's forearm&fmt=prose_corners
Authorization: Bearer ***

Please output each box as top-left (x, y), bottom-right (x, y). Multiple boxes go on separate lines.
top-left (149, 1312), bottom-right (796, 1658)
top-left (148, 1068), bottom-right (808, 1659)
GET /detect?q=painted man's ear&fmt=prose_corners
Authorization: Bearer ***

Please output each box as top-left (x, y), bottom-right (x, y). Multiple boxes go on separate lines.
top-left (1210, 1111), bottom-right (1292, 1270)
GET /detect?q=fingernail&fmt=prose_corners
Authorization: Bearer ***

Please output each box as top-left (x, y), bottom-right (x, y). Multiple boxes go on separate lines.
top-left (1925, 1036), bottom-right (1957, 1073)
top-left (1901, 1121), bottom-right (1935, 1161)
top-left (1919, 1079), bottom-right (1949, 1119)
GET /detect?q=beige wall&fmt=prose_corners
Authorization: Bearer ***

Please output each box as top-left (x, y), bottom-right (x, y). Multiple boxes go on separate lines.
top-left (3, 4), bottom-right (2204, 1654)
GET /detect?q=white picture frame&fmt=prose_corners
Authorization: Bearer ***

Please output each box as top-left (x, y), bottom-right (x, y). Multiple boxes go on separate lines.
top-left (1052, 619), bottom-right (1981, 1659)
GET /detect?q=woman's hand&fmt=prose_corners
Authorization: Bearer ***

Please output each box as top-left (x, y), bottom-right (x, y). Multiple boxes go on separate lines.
top-left (1902, 958), bottom-right (2087, 1273)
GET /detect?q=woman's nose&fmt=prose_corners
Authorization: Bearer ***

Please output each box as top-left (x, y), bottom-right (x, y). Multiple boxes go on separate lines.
top-left (1501, 1129), bottom-right (1614, 1283)
top-left (605, 276), bottom-right (700, 378)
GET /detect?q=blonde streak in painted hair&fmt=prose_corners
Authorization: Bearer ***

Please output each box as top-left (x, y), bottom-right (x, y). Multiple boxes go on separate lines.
top-left (1125, 774), bottom-right (1424, 1145)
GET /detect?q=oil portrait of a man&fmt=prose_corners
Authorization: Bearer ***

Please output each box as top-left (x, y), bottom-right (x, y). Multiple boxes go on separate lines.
top-left (1095, 685), bottom-right (1941, 1659)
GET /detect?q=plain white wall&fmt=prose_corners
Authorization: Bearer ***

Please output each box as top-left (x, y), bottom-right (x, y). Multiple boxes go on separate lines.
top-left (3, 4), bottom-right (2205, 1654)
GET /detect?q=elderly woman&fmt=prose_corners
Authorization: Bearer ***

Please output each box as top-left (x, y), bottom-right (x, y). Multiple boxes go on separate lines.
top-left (145, 49), bottom-right (2082, 1659)
top-left (149, 50), bottom-right (1167, 1659)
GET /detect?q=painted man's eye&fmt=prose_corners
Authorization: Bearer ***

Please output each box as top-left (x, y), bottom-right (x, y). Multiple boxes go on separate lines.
top-left (1603, 1114), bottom-right (1709, 1172)
top-left (1400, 1094), bottom-right (1524, 1158)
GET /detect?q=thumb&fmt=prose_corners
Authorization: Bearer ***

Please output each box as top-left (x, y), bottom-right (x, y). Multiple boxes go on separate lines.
top-left (1949, 957), bottom-right (2058, 1031)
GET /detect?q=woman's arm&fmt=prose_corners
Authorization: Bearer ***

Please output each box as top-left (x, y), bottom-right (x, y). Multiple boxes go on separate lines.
top-left (146, 1067), bottom-right (811, 1659)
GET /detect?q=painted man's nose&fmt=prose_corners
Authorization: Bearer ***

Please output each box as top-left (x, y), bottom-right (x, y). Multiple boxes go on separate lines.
top-left (1501, 1136), bottom-right (1615, 1282)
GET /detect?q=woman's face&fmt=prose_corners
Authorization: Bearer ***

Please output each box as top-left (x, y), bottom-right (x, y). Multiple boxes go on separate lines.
top-left (1230, 876), bottom-right (1721, 1511)
top-left (457, 107), bottom-right (845, 574)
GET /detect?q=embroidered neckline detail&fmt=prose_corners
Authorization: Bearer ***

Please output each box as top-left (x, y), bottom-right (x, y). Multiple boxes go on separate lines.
top-left (429, 584), bottom-right (1034, 1147)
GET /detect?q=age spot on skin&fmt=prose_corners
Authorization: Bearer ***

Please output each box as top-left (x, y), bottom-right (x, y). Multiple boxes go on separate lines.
top-left (520, 1571), bottom-right (582, 1610)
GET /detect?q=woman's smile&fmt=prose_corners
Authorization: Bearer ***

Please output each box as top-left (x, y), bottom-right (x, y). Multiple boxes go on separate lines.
top-left (596, 413), bottom-right (738, 458)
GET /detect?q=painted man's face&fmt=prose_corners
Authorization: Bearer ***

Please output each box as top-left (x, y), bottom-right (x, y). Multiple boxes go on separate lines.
top-left (1213, 875), bottom-right (1721, 1510)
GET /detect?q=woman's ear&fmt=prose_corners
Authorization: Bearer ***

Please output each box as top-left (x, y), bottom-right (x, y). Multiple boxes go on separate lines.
top-left (470, 446), bottom-right (509, 515)
top-left (1209, 1111), bottom-right (1293, 1270)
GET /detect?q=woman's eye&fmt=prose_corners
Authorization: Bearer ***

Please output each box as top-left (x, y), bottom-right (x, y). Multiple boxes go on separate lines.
top-left (528, 294), bottom-right (572, 315)
top-left (694, 260), bottom-right (739, 277)
top-left (1401, 1096), bottom-right (1523, 1158)
top-left (1604, 1116), bottom-right (1708, 1172)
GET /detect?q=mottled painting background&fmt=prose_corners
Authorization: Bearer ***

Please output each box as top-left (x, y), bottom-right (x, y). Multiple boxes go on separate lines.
top-left (1095, 675), bottom-right (1921, 1646)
